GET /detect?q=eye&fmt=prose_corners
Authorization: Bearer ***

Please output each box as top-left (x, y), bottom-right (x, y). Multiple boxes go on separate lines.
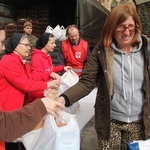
top-left (19, 43), bottom-right (30, 47)
top-left (116, 24), bottom-right (135, 33)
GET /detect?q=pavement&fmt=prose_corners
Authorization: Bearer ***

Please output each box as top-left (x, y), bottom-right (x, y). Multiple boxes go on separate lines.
top-left (80, 116), bottom-right (98, 150)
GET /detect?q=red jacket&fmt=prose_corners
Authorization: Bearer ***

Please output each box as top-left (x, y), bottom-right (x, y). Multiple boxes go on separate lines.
top-left (0, 53), bottom-right (47, 111)
top-left (29, 49), bottom-right (64, 100)
top-left (31, 49), bottom-right (64, 82)
top-left (0, 141), bottom-right (5, 150)
top-left (61, 39), bottom-right (88, 76)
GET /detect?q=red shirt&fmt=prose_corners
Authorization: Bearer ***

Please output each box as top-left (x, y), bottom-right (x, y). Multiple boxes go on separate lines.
top-left (62, 39), bottom-right (88, 76)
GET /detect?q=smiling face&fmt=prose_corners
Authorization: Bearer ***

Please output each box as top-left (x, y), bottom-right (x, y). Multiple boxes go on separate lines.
top-left (14, 37), bottom-right (30, 59)
top-left (114, 16), bottom-right (135, 50)
top-left (43, 37), bottom-right (56, 53)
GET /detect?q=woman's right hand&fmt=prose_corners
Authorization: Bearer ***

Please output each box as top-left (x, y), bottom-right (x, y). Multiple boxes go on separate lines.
top-left (41, 97), bottom-right (65, 117)
top-left (55, 96), bottom-right (66, 105)
top-left (46, 79), bottom-right (60, 89)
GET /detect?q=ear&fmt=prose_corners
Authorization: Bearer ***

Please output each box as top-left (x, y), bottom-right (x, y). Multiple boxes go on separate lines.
top-left (13, 48), bottom-right (18, 54)
top-left (66, 28), bottom-right (69, 37)
top-left (78, 31), bottom-right (80, 36)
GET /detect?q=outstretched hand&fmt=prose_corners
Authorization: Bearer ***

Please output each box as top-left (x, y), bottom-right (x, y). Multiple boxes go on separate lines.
top-left (55, 96), bottom-right (66, 106)
top-left (47, 79), bottom-right (60, 90)
top-left (41, 97), bottom-right (65, 118)
top-left (64, 66), bottom-right (72, 71)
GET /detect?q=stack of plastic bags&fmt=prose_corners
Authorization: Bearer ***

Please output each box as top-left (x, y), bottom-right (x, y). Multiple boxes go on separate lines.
top-left (45, 24), bottom-right (67, 41)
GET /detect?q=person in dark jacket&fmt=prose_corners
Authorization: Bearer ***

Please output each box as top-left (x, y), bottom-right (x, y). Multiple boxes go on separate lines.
top-left (56, 4), bottom-right (150, 150)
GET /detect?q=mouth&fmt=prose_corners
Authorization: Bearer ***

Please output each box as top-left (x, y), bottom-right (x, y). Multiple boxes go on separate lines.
top-left (121, 34), bottom-right (131, 41)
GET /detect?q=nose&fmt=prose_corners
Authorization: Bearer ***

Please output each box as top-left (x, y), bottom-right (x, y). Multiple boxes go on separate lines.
top-left (2, 44), bottom-right (5, 51)
top-left (123, 28), bottom-right (130, 34)
top-left (28, 46), bottom-right (31, 50)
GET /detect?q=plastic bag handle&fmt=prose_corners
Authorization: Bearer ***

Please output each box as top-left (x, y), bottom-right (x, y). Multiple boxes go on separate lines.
top-left (47, 26), bottom-right (53, 30)
top-left (60, 26), bottom-right (65, 30)
top-left (69, 70), bottom-right (78, 76)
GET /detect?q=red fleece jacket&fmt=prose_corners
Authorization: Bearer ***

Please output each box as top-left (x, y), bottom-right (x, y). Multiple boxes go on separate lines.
top-left (0, 53), bottom-right (47, 111)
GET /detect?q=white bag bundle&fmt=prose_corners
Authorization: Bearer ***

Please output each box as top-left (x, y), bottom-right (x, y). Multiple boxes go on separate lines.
top-left (45, 24), bottom-right (67, 41)
top-left (21, 112), bottom-right (80, 150)
top-left (52, 24), bottom-right (62, 40)
top-left (59, 25), bottom-right (67, 41)
top-left (60, 70), bottom-right (80, 114)
top-left (45, 25), bottom-right (53, 33)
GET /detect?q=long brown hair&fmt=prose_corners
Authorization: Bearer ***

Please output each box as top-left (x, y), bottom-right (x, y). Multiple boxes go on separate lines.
top-left (99, 4), bottom-right (142, 48)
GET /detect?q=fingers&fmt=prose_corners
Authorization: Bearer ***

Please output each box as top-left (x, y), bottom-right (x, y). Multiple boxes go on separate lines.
top-left (50, 72), bottom-right (61, 81)
top-left (55, 101), bottom-right (65, 108)
top-left (68, 66), bottom-right (72, 70)
top-left (64, 66), bottom-right (72, 71)
top-left (47, 109), bottom-right (57, 118)
top-left (47, 79), bottom-right (60, 89)
top-left (41, 97), bottom-right (65, 117)
top-left (46, 104), bottom-right (64, 118)
top-left (52, 80), bottom-right (60, 89)
top-left (55, 97), bottom-right (66, 105)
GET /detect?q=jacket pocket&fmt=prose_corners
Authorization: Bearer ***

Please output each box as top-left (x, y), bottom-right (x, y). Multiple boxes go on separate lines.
top-left (94, 95), bottom-right (110, 139)
top-left (94, 95), bottom-right (106, 112)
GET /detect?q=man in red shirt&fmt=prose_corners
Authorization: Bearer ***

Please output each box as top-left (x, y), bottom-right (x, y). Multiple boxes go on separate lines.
top-left (58, 24), bottom-right (91, 76)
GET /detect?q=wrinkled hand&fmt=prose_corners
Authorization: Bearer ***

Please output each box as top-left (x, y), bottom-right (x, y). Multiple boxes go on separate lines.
top-left (64, 66), bottom-right (72, 71)
top-left (41, 97), bottom-right (65, 118)
top-left (50, 72), bottom-right (61, 81)
top-left (46, 79), bottom-right (60, 89)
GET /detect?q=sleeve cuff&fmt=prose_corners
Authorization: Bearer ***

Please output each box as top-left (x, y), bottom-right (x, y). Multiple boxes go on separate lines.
top-left (59, 94), bottom-right (70, 107)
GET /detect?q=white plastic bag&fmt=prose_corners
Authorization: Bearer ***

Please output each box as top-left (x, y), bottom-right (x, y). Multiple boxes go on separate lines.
top-left (59, 70), bottom-right (79, 94)
top-left (59, 25), bottom-right (67, 41)
top-left (52, 24), bottom-right (62, 40)
top-left (45, 25), bottom-right (53, 33)
top-left (60, 70), bottom-right (80, 114)
top-left (21, 112), bottom-right (80, 150)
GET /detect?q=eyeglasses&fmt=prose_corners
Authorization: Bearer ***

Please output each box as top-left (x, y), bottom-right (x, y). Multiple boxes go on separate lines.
top-left (68, 33), bottom-right (79, 39)
top-left (116, 24), bottom-right (135, 33)
top-left (19, 43), bottom-right (30, 47)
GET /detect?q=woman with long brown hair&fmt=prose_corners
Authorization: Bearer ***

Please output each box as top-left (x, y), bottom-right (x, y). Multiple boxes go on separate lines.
top-left (56, 4), bottom-right (150, 149)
